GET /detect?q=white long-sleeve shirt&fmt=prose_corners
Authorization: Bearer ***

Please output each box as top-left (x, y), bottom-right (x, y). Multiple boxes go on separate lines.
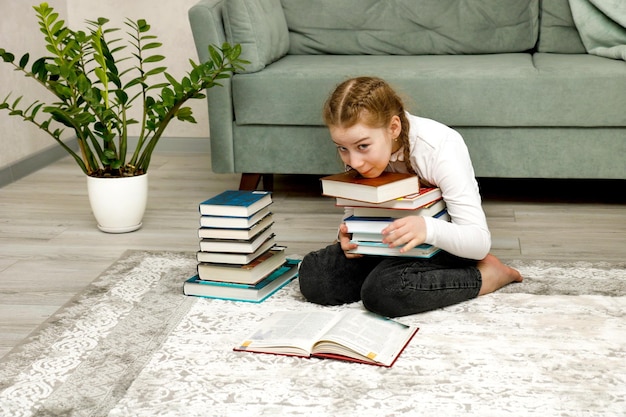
top-left (347, 113), bottom-right (491, 260)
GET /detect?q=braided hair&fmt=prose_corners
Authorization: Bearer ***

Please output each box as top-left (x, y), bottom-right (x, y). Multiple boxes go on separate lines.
top-left (322, 76), bottom-right (415, 175)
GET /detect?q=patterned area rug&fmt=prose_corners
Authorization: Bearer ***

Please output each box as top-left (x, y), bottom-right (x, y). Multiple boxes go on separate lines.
top-left (1, 251), bottom-right (625, 417)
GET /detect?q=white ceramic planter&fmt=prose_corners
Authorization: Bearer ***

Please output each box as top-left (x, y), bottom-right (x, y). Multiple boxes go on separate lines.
top-left (86, 173), bottom-right (148, 233)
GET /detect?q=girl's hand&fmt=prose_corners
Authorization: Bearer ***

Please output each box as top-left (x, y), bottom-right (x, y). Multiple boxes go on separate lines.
top-left (381, 216), bottom-right (427, 253)
top-left (339, 223), bottom-right (363, 259)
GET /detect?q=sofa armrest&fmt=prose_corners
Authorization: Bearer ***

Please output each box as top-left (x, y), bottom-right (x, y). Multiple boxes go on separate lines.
top-left (189, 0), bottom-right (235, 173)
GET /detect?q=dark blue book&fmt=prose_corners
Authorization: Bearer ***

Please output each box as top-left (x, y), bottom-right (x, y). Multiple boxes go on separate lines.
top-left (199, 190), bottom-right (272, 217)
top-left (183, 259), bottom-right (300, 303)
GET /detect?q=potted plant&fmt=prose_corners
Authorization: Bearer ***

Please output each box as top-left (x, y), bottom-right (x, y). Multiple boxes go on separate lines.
top-left (0, 3), bottom-right (247, 232)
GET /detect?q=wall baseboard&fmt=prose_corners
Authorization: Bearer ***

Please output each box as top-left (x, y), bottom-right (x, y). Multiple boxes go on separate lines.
top-left (0, 139), bottom-right (79, 189)
top-left (0, 137), bottom-right (209, 188)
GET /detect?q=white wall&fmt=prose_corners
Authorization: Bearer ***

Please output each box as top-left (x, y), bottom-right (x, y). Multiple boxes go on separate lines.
top-left (0, 0), bottom-right (209, 170)
top-left (0, 0), bottom-right (68, 169)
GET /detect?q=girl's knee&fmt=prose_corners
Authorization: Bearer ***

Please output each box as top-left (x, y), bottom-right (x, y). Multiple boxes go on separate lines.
top-left (298, 243), bottom-right (366, 306)
top-left (298, 252), bottom-right (329, 304)
top-left (360, 278), bottom-right (403, 317)
top-left (361, 275), bottom-right (432, 318)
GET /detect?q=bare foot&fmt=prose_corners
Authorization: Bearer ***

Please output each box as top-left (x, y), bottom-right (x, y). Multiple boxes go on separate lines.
top-left (477, 254), bottom-right (523, 296)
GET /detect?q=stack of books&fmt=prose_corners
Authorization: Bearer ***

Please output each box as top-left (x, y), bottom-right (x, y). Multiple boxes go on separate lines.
top-left (183, 190), bottom-right (299, 302)
top-left (321, 170), bottom-right (448, 258)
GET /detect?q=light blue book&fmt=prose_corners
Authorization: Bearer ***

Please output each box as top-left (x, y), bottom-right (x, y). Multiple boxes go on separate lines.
top-left (348, 241), bottom-right (441, 258)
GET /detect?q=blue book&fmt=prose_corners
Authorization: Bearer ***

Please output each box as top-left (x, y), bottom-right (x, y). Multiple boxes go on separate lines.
top-left (199, 190), bottom-right (272, 217)
top-left (183, 259), bottom-right (300, 303)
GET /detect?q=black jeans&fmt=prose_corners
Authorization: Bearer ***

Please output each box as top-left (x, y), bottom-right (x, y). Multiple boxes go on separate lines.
top-left (298, 242), bottom-right (482, 317)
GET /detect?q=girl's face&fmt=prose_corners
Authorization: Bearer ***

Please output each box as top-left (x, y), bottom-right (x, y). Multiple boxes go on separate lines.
top-left (330, 115), bottom-right (401, 178)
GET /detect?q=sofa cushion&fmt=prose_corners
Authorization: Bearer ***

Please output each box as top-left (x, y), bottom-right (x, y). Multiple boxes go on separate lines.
top-left (231, 54), bottom-right (626, 128)
top-left (223, 0), bottom-right (289, 73)
top-left (569, 0), bottom-right (626, 60)
top-left (538, 0), bottom-right (587, 53)
top-left (282, 0), bottom-right (539, 55)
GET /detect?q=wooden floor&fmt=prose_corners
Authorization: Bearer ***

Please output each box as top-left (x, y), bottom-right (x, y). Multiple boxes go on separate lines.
top-left (0, 151), bottom-right (624, 359)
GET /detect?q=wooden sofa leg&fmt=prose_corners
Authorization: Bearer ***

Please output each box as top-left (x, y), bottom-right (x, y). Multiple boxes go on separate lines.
top-left (239, 173), bottom-right (274, 191)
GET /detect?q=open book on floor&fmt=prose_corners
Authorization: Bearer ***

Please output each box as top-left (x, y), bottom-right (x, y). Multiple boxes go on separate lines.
top-left (234, 310), bottom-right (419, 367)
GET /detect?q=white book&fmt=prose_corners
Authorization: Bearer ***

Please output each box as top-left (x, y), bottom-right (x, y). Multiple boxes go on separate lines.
top-left (199, 227), bottom-right (274, 253)
top-left (196, 240), bottom-right (279, 265)
top-left (348, 241), bottom-right (441, 258)
top-left (198, 214), bottom-right (274, 240)
top-left (351, 199), bottom-right (446, 218)
top-left (199, 207), bottom-right (272, 229)
top-left (345, 210), bottom-right (450, 235)
top-left (336, 187), bottom-right (442, 210)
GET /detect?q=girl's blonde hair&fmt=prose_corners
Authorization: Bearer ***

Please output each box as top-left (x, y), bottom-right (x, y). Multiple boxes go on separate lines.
top-left (322, 76), bottom-right (415, 174)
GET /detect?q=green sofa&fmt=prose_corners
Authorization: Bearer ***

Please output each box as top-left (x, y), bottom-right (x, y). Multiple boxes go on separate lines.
top-left (188, 0), bottom-right (626, 188)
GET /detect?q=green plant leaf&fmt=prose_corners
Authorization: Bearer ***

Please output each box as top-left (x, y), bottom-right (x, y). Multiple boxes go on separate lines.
top-left (161, 87), bottom-right (174, 102)
top-left (143, 55), bottom-right (165, 63)
top-left (32, 57), bottom-right (47, 77)
top-left (51, 20), bottom-right (64, 35)
top-left (18, 53), bottom-right (30, 69)
top-left (2, 3), bottom-right (247, 177)
top-left (175, 106), bottom-right (196, 123)
top-left (30, 103), bottom-right (45, 118)
top-left (94, 67), bottom-right (108, 85)
top-left (123, 78), bottom-right (143, 89)
top-left (74, 111), bottom-right (95, 125)
top-left (164, 72), bottom-right (181, 90)
top-left (144, 66), bottom-right (166, 77)
top-left (114, 89), bottom-right (128, 105)
top-left (103, 149), bottom-right (116, 159)
top-left (76, 73), bottom-right (91, 93)
top-left (0, 49), bottom-right (15, 63)
top-left (136, 19), bottom-right (149, 32)
top-left (1, 51), bottom-right (17, 65)
top-left (142, 42), bottom-right (162, 50)
top-left (108, 72), bottom-right (121, 89)
top-left (45, 45), bottom-right (58, 55)
top-left (47, 108), bottom-right (74, 128)
top-left (46, 12), bottom-right (59, 27)
top-left (189, 68), bottom-right (200, 84)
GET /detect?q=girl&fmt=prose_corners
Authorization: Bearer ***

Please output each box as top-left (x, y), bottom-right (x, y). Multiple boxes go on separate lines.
top-left (298, 76), bottom-right (522, 318)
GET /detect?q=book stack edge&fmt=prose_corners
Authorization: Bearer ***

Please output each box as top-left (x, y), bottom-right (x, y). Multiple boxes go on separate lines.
top-left (321, 171), bottom-right (449, 258)
top-left (183, 190), bottom-right (299, 302)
